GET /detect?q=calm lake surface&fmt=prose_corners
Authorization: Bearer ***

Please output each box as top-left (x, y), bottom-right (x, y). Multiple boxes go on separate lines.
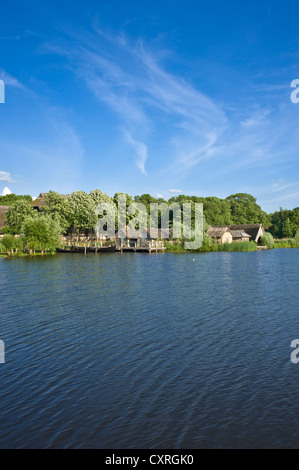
top-left (0, 249), bottom-right (299, 449)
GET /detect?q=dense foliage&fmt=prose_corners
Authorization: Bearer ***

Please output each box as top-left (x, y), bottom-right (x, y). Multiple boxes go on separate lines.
top-left (5, 200), bottom-right (36, 234)
top-left (260, 232), bottom-right (275, 249)
top-left (268, 207), bottom-right (299, 238)
top-left (22, 215), bottom-right (62, 253)
top-left (0, 193), bottom-right (32, 205)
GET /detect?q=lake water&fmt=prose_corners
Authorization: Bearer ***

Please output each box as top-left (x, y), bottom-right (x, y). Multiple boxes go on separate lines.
top-left (0, 249), bottom-right (299, 449)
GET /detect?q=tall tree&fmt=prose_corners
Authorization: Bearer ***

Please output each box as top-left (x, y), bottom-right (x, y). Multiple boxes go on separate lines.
top-left (226, 193), bottom-right (270, 226)
top-left (67, 191), bottom-right (94, 234)
top-left (42, 190), bottom-right (71, 233)
top-left (6, 200), bottom-right (36, 234)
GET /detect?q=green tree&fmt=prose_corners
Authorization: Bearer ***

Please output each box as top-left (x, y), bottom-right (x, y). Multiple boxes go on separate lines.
top-left (22, 215), bottom-right (62, 253)
top-left (0, 194), bottom-right (32, 206)
top-left (90, 189), bottom-right (113, 206)
top-left (113, 192), bottom-right (135, 227)
top-left (42, 190), bottom-right (71, 233)
top-left (226, 193), bottom-right (270, 226)
top-left (269, 207), bottom-right (298, 238)
top-left (1, 234), bottom-right (16, 253)
top-left (281, 217), bottom-right (293, 238)
top-left (67, 191), bottom-right (94, 234)
top-left (6, 200), bottom-right (36, 234)
top-left (91, 189), bottom-right (116, 237)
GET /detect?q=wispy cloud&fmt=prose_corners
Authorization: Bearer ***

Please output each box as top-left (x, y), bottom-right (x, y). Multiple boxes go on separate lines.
top-left (123, 130), bottom-right (148, 175)
top-left (43, 30), bottom-right (227, 174)
top-left (39, 25), bottom-right (298, 209)
top-left (0, 69), bottom-right (23, 88)
top-left (0, 171), bottom-right (14, 182)
top-left (169, 189), bottom-right (182, 194)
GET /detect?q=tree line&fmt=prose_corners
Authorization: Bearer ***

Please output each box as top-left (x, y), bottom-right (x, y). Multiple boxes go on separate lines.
top-left (0, 190), bottom-right (298, 254)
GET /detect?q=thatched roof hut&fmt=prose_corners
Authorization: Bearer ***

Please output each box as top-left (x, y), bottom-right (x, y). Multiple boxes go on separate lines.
top-left (30, 193), bottom-right (48, 210)
top-left (230, 229), bottom-right (251, 241)
top-left (206, 226), bottom-right (234, 244)
top-left (207, 224), bottom-right (264, 243)
top-left (229, 224), bottom-right (264, 242)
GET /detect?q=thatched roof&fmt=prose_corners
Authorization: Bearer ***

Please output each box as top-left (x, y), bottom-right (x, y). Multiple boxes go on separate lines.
top-left (229, 224), bottom-right (264, 242)
top-left (207, 224), bottom-right (264, 242)
top-left (206, 226), bottom-right (232, 238)
top-left (0, 206), bottom-right (9, 234)
top-left (31, 192), bottom-right (69, 210)
top-left (30, 193), bottom-right (47, 208)
top-left (230, 229), bottom-right (251, 239)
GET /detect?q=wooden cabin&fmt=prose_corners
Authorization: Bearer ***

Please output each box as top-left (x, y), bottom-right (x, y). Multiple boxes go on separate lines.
top-left (206, 224), bottom-right (265, 244)
top-left (229, 224), bottom-right (264, 243)
top-left (206, 226), bottom-right (234, 244)
top-left (230, 229), bottom-right (251, 242)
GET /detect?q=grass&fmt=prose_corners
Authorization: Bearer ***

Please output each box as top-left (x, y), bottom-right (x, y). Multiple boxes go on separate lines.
top-left (165, 243), bottom-right (187, 252)
top-left (165, 240), bottom-right (257, 253)
top-left (218, 241), bottom-right (257, 252)
top-left (274, 238), bottom-right (299, 248)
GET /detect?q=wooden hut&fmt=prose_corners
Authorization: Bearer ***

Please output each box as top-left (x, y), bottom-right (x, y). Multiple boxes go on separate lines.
top-left (206, 226), bottom-right (233, 244)
top-left (207, 224), bottom-right (265, 244)
top-left (229, 224), bottom-right (264, 243)
top-left (230, 229), bottom-right (251, 242)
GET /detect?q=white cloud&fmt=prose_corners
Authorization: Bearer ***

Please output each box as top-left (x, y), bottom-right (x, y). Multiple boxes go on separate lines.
top-left (45, 32), bottom-right (227, 174)
top-left (169, 189), bottom-right (182, 193)
top-left (1, 186), bottom-right (12, 196)
top-left (0, 69), bottom-right (23, 88)
top-left (123, 130), bottom-right (148, 175)
top-left (0, 171), bottom-right (14, 182)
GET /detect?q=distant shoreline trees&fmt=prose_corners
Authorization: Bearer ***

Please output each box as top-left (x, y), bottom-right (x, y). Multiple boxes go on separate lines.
top-left (0, 191), bottom-right (298, 252)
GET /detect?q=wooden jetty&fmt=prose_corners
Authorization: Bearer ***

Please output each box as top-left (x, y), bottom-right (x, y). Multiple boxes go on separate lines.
top-left (115, 245), bottom-right (165, 253)
top-left (115, 240), bottom-right (165, 253)
top-left (57, 244), bottom-right (115, 254)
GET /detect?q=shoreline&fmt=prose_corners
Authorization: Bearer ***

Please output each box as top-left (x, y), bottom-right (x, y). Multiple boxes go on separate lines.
top-left (1, 245), bottom-right (298, 258)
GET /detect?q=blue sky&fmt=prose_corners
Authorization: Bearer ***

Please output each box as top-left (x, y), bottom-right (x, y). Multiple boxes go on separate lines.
top-left (0, 0), bottom-right (298, 212)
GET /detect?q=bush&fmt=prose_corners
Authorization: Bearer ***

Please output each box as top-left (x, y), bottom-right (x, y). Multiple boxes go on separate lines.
top-left (22, 215), bottom-right (62, 253)
top-left (198, 234), bottom-right (218, 252)
top-left (1, 234), bottom-right (17, 252)
top-left (260, 232), bottom-right (275, 249)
